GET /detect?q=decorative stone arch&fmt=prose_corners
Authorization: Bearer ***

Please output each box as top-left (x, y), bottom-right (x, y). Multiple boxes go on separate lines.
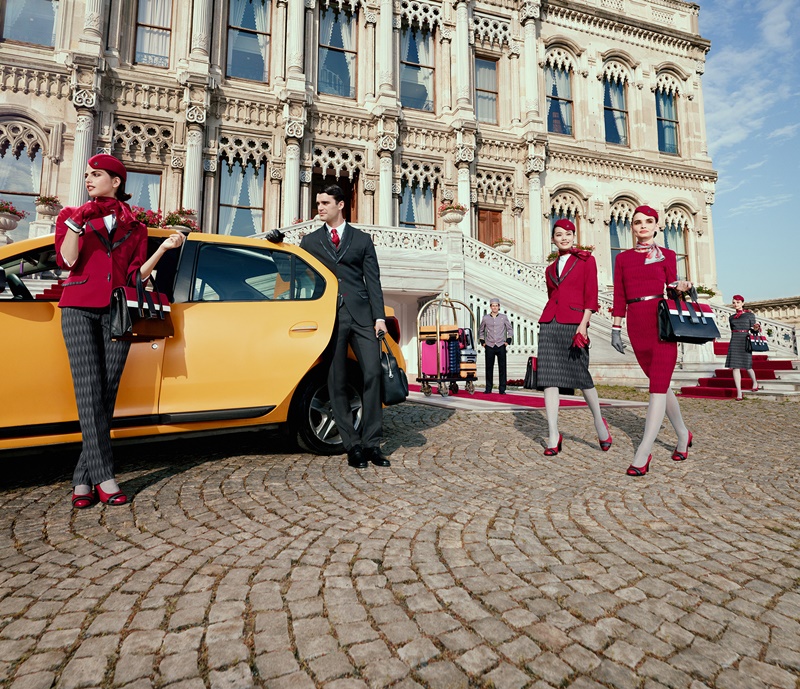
top-left (548, 189), bottom-right (584, 220)
top-left (112, 119), bottom-right (174, 157)
top-left (653, 61), bottom-right (691, 82)
top-left (218, 132), bottom-right (271, 173)
top-left (599, 48), bottom-right (639, 71)
top-left (602, 60), bottom-right (631, 85)
top-left (543, 36), bottom-right (584, 59)
top-left (663, 206), bottom-right (694, 232)
top-left (543, 45), bottom-right (577, 73)
top-left (609, 197), bottom-right (638, 224)
top-left (0, 118), bottom-right (48, 162)
top-left (655, 71), bottom-right (683, 96)
top-left (474, 169), bottom-right (514, 204)
top-left (399, 158), bottom-right (442, 189)
top-left (471, 11), bottom-right (511, 50)
top-left (322, 0), bottom-right (364, 12)
top-left (312, 144), bottom-right (364, 180)
top-left (399, 0), bottom-right (442, 31)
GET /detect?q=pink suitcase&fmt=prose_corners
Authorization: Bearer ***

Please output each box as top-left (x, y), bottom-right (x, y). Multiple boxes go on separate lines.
top-left (420, 340), bottom-right (449, 376)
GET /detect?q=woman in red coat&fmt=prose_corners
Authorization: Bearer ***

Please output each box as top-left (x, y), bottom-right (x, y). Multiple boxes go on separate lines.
top-left (538, 219), bottom-right (612, 455)
top-left (611, 206), bottom-right (692, 476)
top-left (56, 154), bottom-right (184, 508)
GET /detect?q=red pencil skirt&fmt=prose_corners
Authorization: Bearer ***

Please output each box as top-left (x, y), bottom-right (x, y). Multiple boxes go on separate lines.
top-left (627, 299), bottom-right (677, 394)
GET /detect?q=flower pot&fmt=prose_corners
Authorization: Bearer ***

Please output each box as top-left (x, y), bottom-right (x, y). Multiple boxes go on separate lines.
top-left (493, 242), bottom-right (513, 254)
top-left (36, 203), bottom-right (60, 217)
top-left (0, 212), bottom-right (20, 245)
top-left (440, 209), bottom-right (466, 225)
top-left (166, 224), bottom-right (191, 233)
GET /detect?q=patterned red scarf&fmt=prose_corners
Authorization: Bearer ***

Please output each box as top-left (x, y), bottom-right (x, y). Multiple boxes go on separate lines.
top-left (68, 196), bottom-right (138, 231)
top-left (558, 247), bottom-right (592, 260)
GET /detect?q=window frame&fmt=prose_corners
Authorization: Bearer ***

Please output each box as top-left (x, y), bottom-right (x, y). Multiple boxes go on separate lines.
top-left (216, 158), bottom-right (267, 237)
top-left (545, 64), bottom-right (574, 137)
top-left (398, 180), bottom-right (436, 231)
top-left (226, 0), bottom-right (272, 83)
top-left (317, 4), bottom-right (358, 99)
top-left (603, 76), bottom-right (629, 147)
top-left (474, 56), bottom-right (499, 125)
top-left (656, 88), bottom-right (680, 155)
top-left (0, 0), bottom-right (59, 48)
top-left (399, 22), bottom-right (435, 113)
top-left (663, 217), bottom-right (690, 280)
top-left (134, 0), bottom-right (173, 69)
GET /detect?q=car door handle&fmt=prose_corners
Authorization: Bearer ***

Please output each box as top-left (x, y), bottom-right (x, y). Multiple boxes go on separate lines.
top-left (290, 322), bottom-right (319, 333)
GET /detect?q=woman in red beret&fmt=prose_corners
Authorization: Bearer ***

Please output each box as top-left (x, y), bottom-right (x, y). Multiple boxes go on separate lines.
top-left (538, 218), bottom-right (612, 455)
top-left (726, 295), bottom-right (761, 400)
top-left (611, 205), bottom-right (693, 476)
top-left (55, 154), bottom-right (185, 508)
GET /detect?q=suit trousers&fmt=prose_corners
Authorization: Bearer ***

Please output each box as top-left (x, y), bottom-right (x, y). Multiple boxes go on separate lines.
top-left (328, 304), bottom-right (382, 451)
top-left (484, 345), bottom-right (507, 392)
top-left (61, 307), bottom-right (131, 486)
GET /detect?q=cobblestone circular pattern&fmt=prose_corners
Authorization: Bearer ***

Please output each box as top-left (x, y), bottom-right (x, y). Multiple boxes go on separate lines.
top-left (1, 399), bottom-right (799, 689)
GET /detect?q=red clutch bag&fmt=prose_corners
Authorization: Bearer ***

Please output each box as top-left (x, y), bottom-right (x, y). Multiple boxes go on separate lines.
top-left (571, 332), bottom-right (590, 349)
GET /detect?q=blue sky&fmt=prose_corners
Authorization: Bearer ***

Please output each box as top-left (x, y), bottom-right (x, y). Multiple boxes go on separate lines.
top-left (699, 0), bottom-right (800, 302)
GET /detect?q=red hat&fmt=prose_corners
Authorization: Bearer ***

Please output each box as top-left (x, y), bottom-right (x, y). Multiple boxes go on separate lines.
top-left (553, 218), bottom-right (576, 233)
top-left (87, 154), bottom-right (127, 182)
top-left (732, 294), bottom-right (744, 302)
top-left (633, 205), bottom-right (658, 222)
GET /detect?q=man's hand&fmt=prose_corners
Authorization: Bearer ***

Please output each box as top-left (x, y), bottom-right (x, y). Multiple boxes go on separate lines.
top-left (479, 339), bottom-right (485, 347)
top-left (375, 319), bottom-right (387, 338)
top-left (266, 229), bottom-right (285, 243)
top-left (505, 338), bottom-right (512, 345)
top-left (611, 330), bottom-right (626, 354)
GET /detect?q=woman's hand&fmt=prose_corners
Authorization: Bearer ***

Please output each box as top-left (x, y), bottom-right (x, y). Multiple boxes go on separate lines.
top-left (576, 323), bottom-right (588, 337)
top-left (161, 232), bottom-right (185, 251)
top-left (752, 322), bottom-right (762, 332)
top-left (673, 280), bottom-right (693, 293)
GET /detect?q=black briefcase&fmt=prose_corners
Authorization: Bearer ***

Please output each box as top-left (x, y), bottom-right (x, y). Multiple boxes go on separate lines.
top-left (379, 335), bottom-right (408, 405)
top-left (657, 288), bottom-right (720, 344)
top-left (524, 356), bottom-right (538, 389)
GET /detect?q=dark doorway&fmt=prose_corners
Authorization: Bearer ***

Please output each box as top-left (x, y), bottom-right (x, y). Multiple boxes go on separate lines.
top-left (311, 170), bottom-right (358, 223)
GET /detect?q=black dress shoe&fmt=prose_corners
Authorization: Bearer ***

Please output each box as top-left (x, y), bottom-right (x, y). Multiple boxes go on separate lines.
top-left (483, 388), bottom-right (491, 394)
top-left (347, 446), bottom-right (367, 469)
top-left (364, 447), bottom-right (391, 467)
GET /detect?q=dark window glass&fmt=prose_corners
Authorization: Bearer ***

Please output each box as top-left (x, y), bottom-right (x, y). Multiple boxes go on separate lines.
top-left (400, 25), bottom-right (434, 111)
top-left (318, 5), bottom-right (356, 98)
top-left (663, 218), bottom-right (689, 280)
top-left (399, 182), bottom-right (434, 229)
top-left (609, 216), bottom-right (632, 277)
top-left (126, 172), bottom-right (161, 213)
top-left (1, 0), bottom-right (59, 47)
top-left (227, 0), bottom-right (271, 82)
top-left (604, 78), bottom-right (628, 146)
top-left (0, 142), bottom-right (43, 242)
top-left (218, 160), bottom-right (266, 236)
top-left (545, 65), bottom-right (573, 135)
top-left (475, 58), bottom-right (498, 124)
top-left (656, 89), bottom-right (679, 154)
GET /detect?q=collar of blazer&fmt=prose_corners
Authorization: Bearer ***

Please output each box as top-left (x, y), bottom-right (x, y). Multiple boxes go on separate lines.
top-left (547, 254), bottom-right (578, 286)
top-left (319, 222), bottom-right (355, 264)
top-left (86, 216), bottom-right (135, 252)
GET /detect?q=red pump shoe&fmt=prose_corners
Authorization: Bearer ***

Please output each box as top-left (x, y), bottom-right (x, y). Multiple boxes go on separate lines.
top-left (626, 455), bottom-right (652, 476)
top-left (95, 485), bottom-right (128, 506)
top-left (671, 431), bottom-right (693, 462)
top-left (543, 434), bottom-right (563, 456)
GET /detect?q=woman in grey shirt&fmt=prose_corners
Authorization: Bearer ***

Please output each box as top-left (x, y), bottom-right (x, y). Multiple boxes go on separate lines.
top-left (726, 294), bottom-right (761, 401)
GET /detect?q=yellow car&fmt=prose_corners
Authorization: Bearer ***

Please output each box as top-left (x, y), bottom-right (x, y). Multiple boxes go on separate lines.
top-left (0, 229), bottom-right (405, 455)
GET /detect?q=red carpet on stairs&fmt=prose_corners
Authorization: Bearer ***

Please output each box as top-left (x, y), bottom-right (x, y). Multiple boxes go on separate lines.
top-left (408, 383), bottom-right (590, 408)
top-left (680, 345), bottom-right (795, 399)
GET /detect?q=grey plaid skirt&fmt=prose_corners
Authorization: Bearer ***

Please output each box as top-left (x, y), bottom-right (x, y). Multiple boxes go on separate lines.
top-left (537, 320), bottom-right (595, 390)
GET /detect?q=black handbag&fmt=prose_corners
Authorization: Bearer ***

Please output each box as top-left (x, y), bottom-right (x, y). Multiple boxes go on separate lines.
top-left (657, 287), bottom-right (721, 344)
top-left (379, 334), bottom-right (408, 405)
top-left (524, 356), bottom-right (538, 389)
top-left (746, 331), bottom-right (769, 353)
top-left (110, 273), bottom-right (174, 342)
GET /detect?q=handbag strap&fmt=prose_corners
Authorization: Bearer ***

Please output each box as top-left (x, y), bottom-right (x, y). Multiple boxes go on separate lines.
top-left (378, 333), bottom-right (396, 379)
top-left (135, 272), bottom-right (166, 320)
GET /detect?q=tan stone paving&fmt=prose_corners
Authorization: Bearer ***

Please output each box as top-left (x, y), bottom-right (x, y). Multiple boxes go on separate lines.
top-left (1, 398), bottom-right (799, 689)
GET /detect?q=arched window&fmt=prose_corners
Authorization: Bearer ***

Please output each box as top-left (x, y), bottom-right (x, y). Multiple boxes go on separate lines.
top-left (663, 208), bottom-right (691, 280)
top-left (399, 181), bottom-right (435, 229)
top-left (0, 122), bottom-right (45, 242)
top-left (1, 0), bottom-right (59, 47)
top-left (545, 49), bottom-right (575, 136)
top-left (655, 74), bottom-right (681, 155)
top-left (318, 3), bottom-right (357, 98)
top-left (400, 21), bottom-right (435, 111)
top-left (603, 62), bottom-right (629, 146)
top-left (218, 159), bottom-right (266, 236)
top-left (227, 0), bottom-right (272, 82)
top-left (609, 200), bottom-right (635, 276)
top-left (549, 191), bottom-right (582, 242)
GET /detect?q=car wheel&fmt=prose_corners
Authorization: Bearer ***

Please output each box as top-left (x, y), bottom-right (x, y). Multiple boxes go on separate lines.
top-left (295, 372), bottom-right (363, 455)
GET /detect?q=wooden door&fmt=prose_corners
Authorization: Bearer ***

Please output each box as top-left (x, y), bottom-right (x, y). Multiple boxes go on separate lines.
top-left (478, 209), bottom-right (503, 246)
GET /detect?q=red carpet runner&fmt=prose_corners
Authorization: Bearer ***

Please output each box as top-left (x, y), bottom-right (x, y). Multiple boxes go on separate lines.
top-left (408, 384), bottom-right (589, 408)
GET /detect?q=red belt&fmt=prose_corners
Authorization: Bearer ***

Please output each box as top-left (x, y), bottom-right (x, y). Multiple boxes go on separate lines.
top-left (732, 329), bottom-right (750, 332)
top-left (626, 294), bottom-right (662, 304)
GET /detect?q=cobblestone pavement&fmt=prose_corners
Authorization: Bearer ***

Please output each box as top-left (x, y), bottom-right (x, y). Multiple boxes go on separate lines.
top-left (1, 398), bottom-right (799, 689)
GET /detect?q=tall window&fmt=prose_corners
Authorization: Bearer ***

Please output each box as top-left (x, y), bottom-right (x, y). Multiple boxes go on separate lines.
top-left (1, 0), bottom-right (59, 47)
top-left (609, 212), bottom-right (633, 276)
top-left (656, 88), bottom-right (679, 154)
top-left (603, 76), bottom-right (628, 146)
top-left (545, 65), bottom-right (573, 136)
top-left (218, 160), bottom-right (265, 236)
top-left (400, 25), bottom-right (434, 111)
top-left (475, 58), bottom-right (498, 124)
top-left (227, 0), bottom-right (271, 82)
top-left (318, 5), bottom-right (356, 98)
top-left (135, 0), bottom-right (172, 67)
top-left (663, 215), bottom-right (689, 279)
top-left (126, 172), bottom-right (161, 213)
top-left (399, 182), bottom-right (434, 229)
top-left (550, 194), bottom-right (580, 244)
top-left (0, 139), bottom-right (43, 242)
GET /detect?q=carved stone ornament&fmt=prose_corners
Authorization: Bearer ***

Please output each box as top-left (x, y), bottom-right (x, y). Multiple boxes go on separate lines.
top-left (84, 12), bottom-right (102, 32)
top-left (365, 11), bottom-right (377, 24)
top-left (525, 156), bottom-right (545, 174)
top-left (313, 145), bottom-right (365, 179)
top-left (521, 0), bottom-right (541, 21)
top-left (439, 28), bottom-right (452, 42)
top-left (95, 146), bottom-right (111, 155)
top-left (171, 157), bottom-right (184, 168)
top-left (271, 167), bottom-right (284, 180)
top-left (513, 196), bottom-right (525, 210)
top-left (305, 0), bottom-right (316, 7)
top-left (187, 128), bottom-right (204, 145)
top-left (286, 143), bottom-right (301, 159)
top-left (300, 170), bottom-right (312, 183)
top-left (73, 89), bottom-right (97, 109)
top-left (186, 105), bottom-right (206, 124)
top-left (510, 42), bottom-right (522, 57)
top-left (192, 32), bottom-right (210, 53)
top-left (203, 159), bottom-right (217, 173)
top-left (391, 183), bottom-right (401, 195)
top-left (456, 145), bottom-right (475, 163)
top-left (76, 114), bottom-right (94, 133)
top-left (471, 12), bottom-right (512, 49)
top-left (705, 191), bottom-right (715, 205)
top-left (695, 61), bottom-right (705, 75)
top-left (0, 121), bottom-right (49, 161)
top-left (285, 120), bottom-right (304, 139)
top-left (364, 179), bottom-right (376, 192)
top-left (470, 191), bottom-right (478, 203)
top-left (442, 188), bottom-right (455, 201)
top-left (379, 136), bottom-right (397, 152)
top-left (113, 119), bottom-right (174, 154)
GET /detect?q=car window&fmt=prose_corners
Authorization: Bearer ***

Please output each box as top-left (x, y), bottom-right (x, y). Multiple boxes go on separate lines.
top-left (0, 246), bottom-right (61, 301)
top-left (192, 244), bottom-right (325, 302)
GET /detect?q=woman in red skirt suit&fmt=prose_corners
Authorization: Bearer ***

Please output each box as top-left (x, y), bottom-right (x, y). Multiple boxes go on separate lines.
top-left (611, 206), bottom-right (693, 476)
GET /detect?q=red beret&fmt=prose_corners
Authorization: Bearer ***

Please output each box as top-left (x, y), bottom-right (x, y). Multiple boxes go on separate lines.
top-left (732, 294), bottom-right (744, 302)
top-left (553, 218), bottom-right (576, 233)
top-left (633, 205), bottom-right (658, 222)
top-left (87, 154), bottom-right (127, 182)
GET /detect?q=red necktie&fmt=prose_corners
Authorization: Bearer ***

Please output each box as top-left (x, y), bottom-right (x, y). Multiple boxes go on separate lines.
top-left (330, 227), bottom-right (340, 249)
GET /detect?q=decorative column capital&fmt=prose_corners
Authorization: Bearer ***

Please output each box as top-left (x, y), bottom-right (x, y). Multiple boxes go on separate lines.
top-left (377, 116), bottom-right (398, 152)
top-left (300, 170), bottom-right (312, 184)
top-left (364, 178), bottom-right (377, 193)
top-left (284, 102), bottom-right (306, 139)
top-left (521, 1), bottom-right (541, 22)
top-left (203, 159), bottom-right (217, 173)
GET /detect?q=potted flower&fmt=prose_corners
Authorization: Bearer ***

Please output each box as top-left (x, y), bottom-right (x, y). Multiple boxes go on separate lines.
top-left (546, 244), bottom-right (595, 263)
top-left (694, 284), bottom-right (716, 301)
top-left (492, 237), bottom-right (515, 254)
top-left (131, 206), bottom-right (164, 228)
top-left (0, 200), bottom-right (28, 241)
top-left (438, 200), bottom-right (467, 224)
top-left (163, 208), bottom-right (199, 232)
top-left (34, 195), bottom-right (61, 216)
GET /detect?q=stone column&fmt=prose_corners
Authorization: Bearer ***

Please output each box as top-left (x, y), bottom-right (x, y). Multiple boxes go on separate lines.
top-left (457, 165), bottom-right (471, 236)
top-left (454, 0), bottom-right (471, 110)
top-left (272, 0), bottom-right (288, 84)
top-left (521, 1), bottom-right (540, 121)
top-left (300, 169), bottom-right (312, 221)
top-left (269, 169), bottom-right (283, 230)
top-left (378, 154), bottom-right (393, 226)
top-left (182, 126), bottom-right (204, 218)
top-left (189, 0), bottom-right (213, 60)
top-left (82, 0), bottom-right (103, 42)
top-left (364, 179), bottom-right (376, 224)
top-left (378, 0), bottom-right (394, 93)
top-left (695, 61), bottom-right (709, 157)
top-left (282, 142), bottom-right (301, 227)
top-left (527, 174), bottom-right (544, 263)
top-left (286, 0), bottom-right (305, 88)
top-left (509, 44), bottom-right (522, 125)
top-left (69, 112), bottom-right (95, 206)
top-left (440, 30), bottom-right (453, 113)
top-left (365, 11), bottom-right (377, 100)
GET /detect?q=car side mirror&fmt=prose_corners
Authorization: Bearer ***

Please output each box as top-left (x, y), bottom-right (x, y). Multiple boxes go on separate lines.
top-left (0, 268), bottom-right (6, 293)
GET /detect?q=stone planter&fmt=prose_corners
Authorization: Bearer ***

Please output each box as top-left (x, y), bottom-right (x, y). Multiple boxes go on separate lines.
top-left (439, 209), bottom-right (466, 225)
top-left (0, 212), bottom-right (20, 245)
top-left (166, 223), bottom-right (192, 233)
top-left (493, 241), bottom-right (513, 254)
top-left (36, 204), bottom-right (60, 217)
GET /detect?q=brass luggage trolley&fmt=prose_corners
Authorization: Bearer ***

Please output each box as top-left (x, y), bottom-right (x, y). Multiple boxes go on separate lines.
top-left (416, 293), bottom-right (478, 396)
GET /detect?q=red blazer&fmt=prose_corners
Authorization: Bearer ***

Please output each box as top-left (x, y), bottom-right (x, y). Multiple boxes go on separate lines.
top-left (55, 207), bottom-right (147, 308)
top-left (539, 254), bottom-right (600, 324)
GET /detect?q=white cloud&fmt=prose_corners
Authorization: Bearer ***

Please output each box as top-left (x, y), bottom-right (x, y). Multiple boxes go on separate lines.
top-left (728, 193), bottom-right (793, 216)
top-left (742, 160), bottom-right (767, 170)
top-left (767, 123), bottom-right (800, 140)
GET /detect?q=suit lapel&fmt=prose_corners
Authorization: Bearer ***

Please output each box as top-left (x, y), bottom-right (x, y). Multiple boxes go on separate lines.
top-left (88, 217), bottom-right (112, 252)
top-left (336, 223), bottom-right (355, 263)
top-left (558, 255), bottom-right (579, 283)
top-left (316, 225), bottom-right (338, 264)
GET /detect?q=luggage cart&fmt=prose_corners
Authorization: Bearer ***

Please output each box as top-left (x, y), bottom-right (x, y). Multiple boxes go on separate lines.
top-left (416, 293), bottom-right (478, 397)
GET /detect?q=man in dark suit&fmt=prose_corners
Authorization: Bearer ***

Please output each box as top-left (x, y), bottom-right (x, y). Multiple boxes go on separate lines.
top-left (268, 185), bottom-right (389, 469)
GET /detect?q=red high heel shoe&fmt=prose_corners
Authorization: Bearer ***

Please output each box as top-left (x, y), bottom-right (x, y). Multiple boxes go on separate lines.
top-left (671, 431), bottom-right (693, 461)
top-left (95, 484), bottom-right (128, 506)
top-left (626, 455), bottom-right (652, 476)
top-left (72, 489), bottom-right (96, 509)
top-left (751, 386), bottom-right (759, 392)
top-left (599, 419), bottom-right (613, 452)
top-left (543, 434), bottom-right (563, 456)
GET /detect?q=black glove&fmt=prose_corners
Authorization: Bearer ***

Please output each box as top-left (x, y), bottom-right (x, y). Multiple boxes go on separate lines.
top-left (479, 339), bottom-right (485, 347)
top-left (505, 338), bottom-right (512, 345)
top-left (266, 229), bottom-right (285, 243)
top-left (611, 330), bottom-right (626, 354)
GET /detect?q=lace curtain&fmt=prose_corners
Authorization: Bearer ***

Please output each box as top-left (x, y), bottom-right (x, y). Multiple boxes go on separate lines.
top-left (663, 220), bottom-right (688, 279)
top-left (656, 90), bottom-right (679, 154)
top-left (126, 172), bottom-right (161, 212)
top-left (399, 183), bottom-right (434, 228)
top-left (219, 161), bottom-right (264, 236)
top-left (400, 27), bottom-right (434, 111)
top-left (319, 7), bottom-right (356, 97)
top-left (2, 0), bottom-right (58, 46)
top-left (546, 66), bottom-right (573, 135)
top-left (475, 59), bottom-right (497, 123)
top-left (604, 79), bottom-right (628, 146)
top-left (137, 0), bottom-right (172, 66)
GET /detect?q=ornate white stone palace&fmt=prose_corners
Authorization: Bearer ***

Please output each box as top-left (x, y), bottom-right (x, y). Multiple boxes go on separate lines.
top-left (1, 0), bottom-right (795, 376)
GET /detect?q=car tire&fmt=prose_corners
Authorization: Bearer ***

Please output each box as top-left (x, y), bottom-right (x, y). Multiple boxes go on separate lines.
top-left (294, 368), bottom-right (363, 455)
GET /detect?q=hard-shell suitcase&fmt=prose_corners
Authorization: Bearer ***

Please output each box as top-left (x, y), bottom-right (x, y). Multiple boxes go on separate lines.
top-left (419, 323), bottom-right (459, 341)
top-left (421, 340), bottom-right (450, 376)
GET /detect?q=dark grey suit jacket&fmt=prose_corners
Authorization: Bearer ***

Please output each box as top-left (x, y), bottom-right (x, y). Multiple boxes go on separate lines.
top-left (300, 223), bottom-right (386, 327)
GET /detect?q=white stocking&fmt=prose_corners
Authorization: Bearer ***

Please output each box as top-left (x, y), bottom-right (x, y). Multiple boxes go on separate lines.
top-left (665, 388), bottom-right (689, 452)
top-left (732, 369), bottom-right (742, 397)
top-left (582, 387), bottom-right (609, 440)
top-left (543, 387), bottom-right (561, 447)
top-left (747, 369), bottom-right (758, 390)
top-left (632, 393), bottom-right (666, 468)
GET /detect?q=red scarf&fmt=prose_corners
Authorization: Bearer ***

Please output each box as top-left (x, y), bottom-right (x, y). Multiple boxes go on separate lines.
top-left (68, 196), bottom-right (138, 231)
top-left (634, 241), bottom-right (664, 265)
top-left (733, 309), bottom-right (747, 318)
top-left (558, 247), bottom-right (592, 260)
